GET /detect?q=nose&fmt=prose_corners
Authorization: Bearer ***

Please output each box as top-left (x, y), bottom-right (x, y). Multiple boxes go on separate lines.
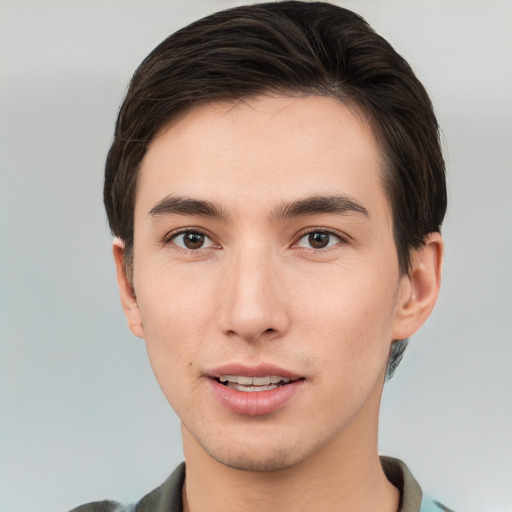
top-left (216, 247), bottom-right (290, 343)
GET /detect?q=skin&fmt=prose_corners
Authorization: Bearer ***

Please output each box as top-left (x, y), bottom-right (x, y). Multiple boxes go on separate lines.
top-left (114, 95), bottom-right (443, 512)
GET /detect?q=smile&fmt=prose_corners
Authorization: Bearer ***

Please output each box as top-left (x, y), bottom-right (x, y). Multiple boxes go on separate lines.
top-left (218, 375), bottom-right (294, 392)
top-left (209, 373), bottom-right (305, 415)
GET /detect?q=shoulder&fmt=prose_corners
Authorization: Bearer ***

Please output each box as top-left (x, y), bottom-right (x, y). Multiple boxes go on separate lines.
top-left (68, 501), bottom-right (127, 512)
top-left (67, 463), bottom-right (185, 512)
top-left (421, 496), bottom-right (457, 512)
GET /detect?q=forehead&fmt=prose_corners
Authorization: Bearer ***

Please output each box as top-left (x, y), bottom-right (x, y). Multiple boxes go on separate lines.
top-left (136, 95), bottom-right (388, 221)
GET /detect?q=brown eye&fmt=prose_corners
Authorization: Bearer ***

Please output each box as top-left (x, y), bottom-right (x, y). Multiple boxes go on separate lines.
top-left (183, 232), bottom-right (205, 249)
top-left (308, 232), bottom-right (330, 249)
top-left (170, 231), bottom-right (216, 250)
top-left (296, 231), bottom-right (340, 250)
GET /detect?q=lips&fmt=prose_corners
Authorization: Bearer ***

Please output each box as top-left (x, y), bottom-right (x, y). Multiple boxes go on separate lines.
top-left (207, 364), bottom-right (305, 416)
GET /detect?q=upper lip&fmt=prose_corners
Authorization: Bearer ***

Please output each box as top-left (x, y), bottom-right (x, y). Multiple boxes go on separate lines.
top-left (207, 363), bottom-right (303, 380)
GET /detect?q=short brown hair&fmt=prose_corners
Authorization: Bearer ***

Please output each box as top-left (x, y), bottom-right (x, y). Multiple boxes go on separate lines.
top-left (104, 1), bottom-right (447, 376)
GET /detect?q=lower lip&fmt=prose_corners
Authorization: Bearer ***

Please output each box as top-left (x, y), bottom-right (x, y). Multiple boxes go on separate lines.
top-left (208, 379), bottom-right (305, 416)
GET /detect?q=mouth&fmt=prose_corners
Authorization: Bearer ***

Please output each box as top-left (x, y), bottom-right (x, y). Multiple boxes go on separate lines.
top-left (216, 375), bottom-right (302, 392)
top-left (207, 365), bottom-right (306, 415)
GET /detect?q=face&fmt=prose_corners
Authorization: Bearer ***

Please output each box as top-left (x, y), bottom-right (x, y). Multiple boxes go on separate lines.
top-left (120, 95), bottom-right (420, 471)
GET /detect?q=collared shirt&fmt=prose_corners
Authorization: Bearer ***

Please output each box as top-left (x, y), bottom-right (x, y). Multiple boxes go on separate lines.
top-left (69, 457), bottom-right (453, 512)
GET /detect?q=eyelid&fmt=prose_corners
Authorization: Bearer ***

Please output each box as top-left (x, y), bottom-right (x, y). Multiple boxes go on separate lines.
top-left (292, 227), bottom-right (349, 250)
top-left (162, 227), bottom-right (220, 250)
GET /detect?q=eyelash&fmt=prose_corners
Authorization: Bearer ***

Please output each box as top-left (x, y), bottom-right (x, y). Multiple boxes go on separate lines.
top-left (163, 228), bottom-right (219, 252)
top-left (293, 228), bottom-right (348, 251)
top-left (162, 228), bottom-right (348, 252)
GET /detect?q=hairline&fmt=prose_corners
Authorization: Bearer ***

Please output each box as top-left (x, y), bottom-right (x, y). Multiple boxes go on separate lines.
top-left (121, 89), bottom-right (409, 279)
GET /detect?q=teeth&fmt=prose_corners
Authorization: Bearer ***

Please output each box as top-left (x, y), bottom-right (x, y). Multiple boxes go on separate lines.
top-left (252, 376), bottom-right (270, 385)
top-left (228, 383), bottom-right (277, 392)
top-left (218, 375), bottom-right (292, 385)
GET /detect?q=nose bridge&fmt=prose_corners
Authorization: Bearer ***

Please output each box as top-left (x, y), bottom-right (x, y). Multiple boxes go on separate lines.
top-left (218, 240), bottom-right (288, 341)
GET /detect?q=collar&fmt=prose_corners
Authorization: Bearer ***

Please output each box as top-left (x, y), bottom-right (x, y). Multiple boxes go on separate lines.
top-left (143, 456), bottom-right (423, 512)
top-left (381, 456), bottom-right (423, 512)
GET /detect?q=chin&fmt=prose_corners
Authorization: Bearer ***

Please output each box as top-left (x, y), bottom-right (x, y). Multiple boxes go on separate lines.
top-left (189, 423), bottom-right (321, 473)
top-left (204, 444), bottom-right (305, 473)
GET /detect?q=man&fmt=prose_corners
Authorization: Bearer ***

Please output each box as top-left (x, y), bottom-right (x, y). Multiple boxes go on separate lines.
top-left (73, 2), bottom-right (449, 511)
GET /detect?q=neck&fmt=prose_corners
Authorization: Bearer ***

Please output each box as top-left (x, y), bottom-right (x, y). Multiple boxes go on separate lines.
top-left (181, 376), bottom-right (399, 512)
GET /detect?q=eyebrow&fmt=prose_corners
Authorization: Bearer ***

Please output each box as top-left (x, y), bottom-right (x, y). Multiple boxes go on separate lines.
top-left (149, 195), bottom-right (229, 219)
top-left (270, 195), bottom-right (369, 222)
top-left (148, 193), bottom-right (369, 222)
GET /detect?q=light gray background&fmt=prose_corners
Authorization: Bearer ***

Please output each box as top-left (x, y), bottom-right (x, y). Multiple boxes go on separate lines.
top-left (1, 1), bottom-right (511, 511)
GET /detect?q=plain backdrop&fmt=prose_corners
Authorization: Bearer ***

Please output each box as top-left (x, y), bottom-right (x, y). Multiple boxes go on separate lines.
top-left (1, 1), bottom-right (511, 511)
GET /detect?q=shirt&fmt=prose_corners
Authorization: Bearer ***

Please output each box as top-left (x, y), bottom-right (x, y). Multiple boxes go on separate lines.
top-left (69, 457), bottom-right (453, 512)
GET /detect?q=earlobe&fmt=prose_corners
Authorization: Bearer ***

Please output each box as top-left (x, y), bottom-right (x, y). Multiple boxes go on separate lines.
top-left (392, 233), bottom-right (443, 340)
top-left (112, 238), bottom-right (144, 339)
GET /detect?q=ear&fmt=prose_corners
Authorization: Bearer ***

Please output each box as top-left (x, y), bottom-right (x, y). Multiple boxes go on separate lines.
top-left (112, 238), bottom-right (144, 339)
top-left (392, 233), bottom-right (444, 340)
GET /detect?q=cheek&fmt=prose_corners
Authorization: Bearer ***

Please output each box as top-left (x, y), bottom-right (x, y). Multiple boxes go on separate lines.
top-left (299, 275), bottom-right (397, 420)
top-left (139, 294), bottom-right (209, 416)
top-left (134, 265), bottom-right (218, 383)
top-left (296, 266), bottom-right (398, 371)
